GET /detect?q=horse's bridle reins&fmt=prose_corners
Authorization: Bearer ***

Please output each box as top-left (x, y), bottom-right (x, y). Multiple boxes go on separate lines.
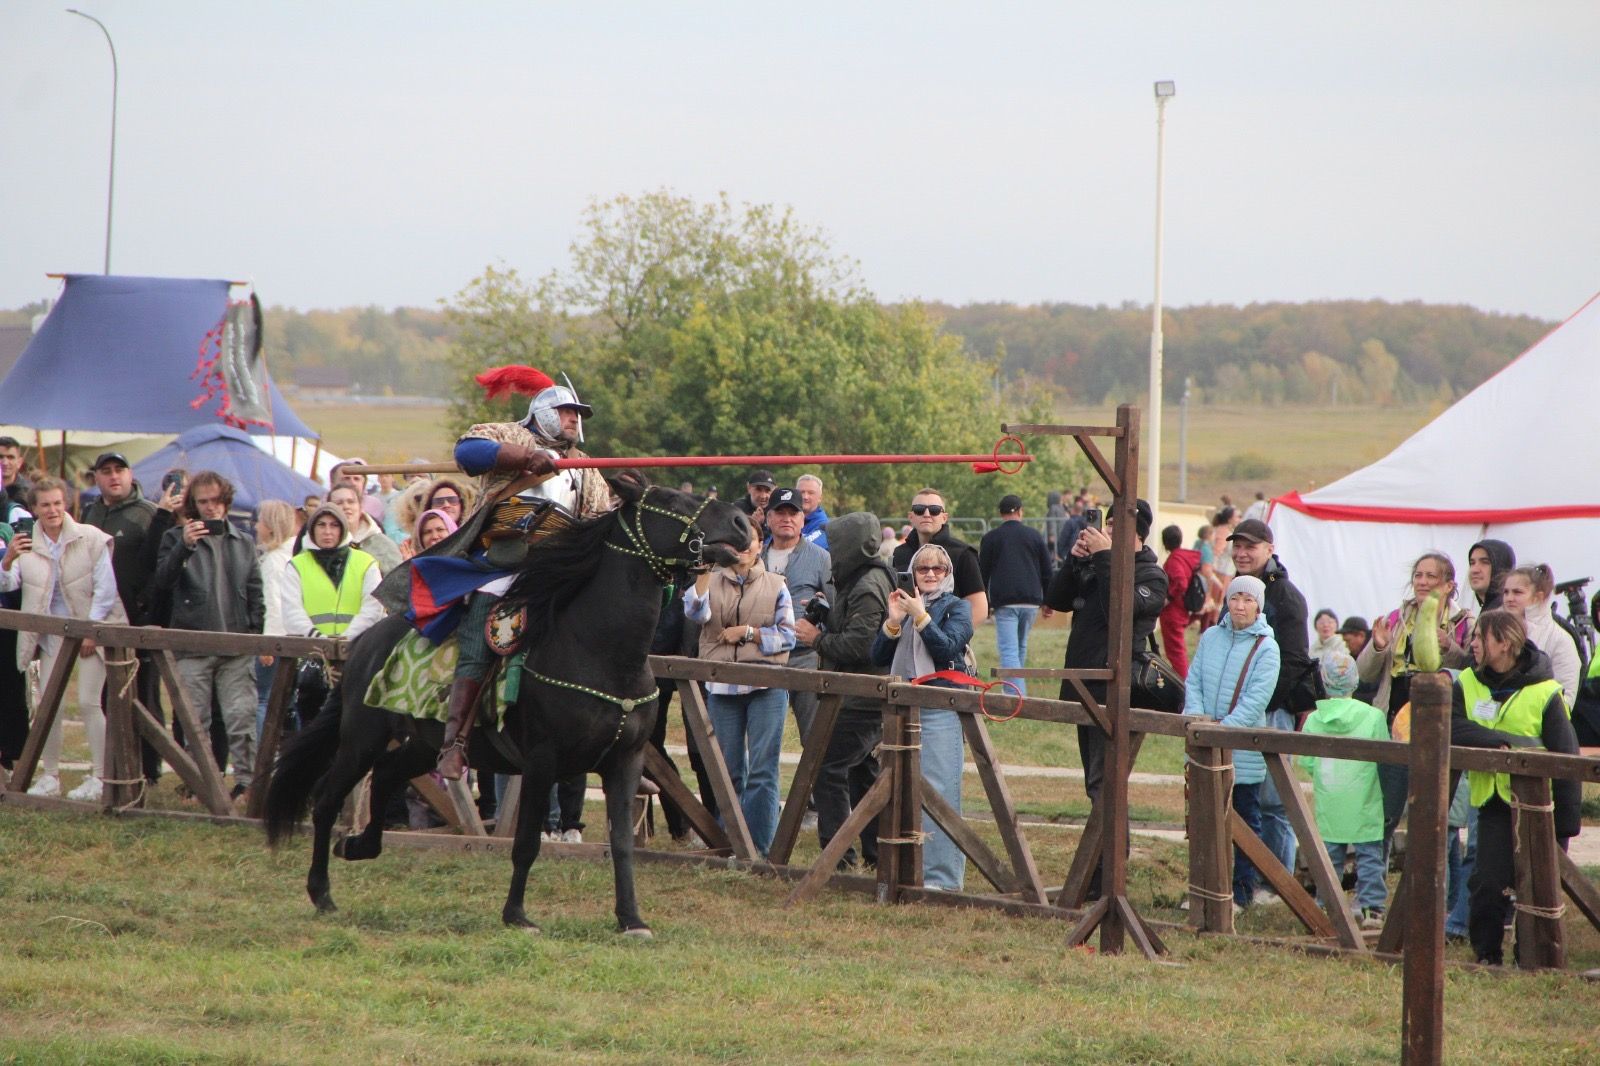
top-left (523, 488), bottom-right (716, 767)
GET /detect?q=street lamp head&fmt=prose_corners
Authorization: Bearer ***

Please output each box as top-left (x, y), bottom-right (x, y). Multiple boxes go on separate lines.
top-left (1154, 80), bottom-right (1176, 98)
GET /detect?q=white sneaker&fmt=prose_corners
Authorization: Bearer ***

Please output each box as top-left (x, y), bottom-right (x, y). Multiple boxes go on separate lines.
top-left (27, 774), bottom-right (61, 797)
top-left (540, 830), bottom-right (558, 843)
top-left (1253, 888), bottom-right (1283, 907)
top-left (560, 828), bottom-right (583, 844)
top-left (66, 776), bottom-right (103, 803)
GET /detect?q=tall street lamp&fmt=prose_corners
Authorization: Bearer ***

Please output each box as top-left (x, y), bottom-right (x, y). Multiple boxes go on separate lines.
top-left (67, 8), bottom-right (118, 274)
top-left (1147, 79), bottom-right (1175, 514)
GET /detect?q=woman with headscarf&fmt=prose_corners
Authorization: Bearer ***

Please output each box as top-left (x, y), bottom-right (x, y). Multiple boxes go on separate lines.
top-left (871, 542), bottom-right (974, 891)
top-left (1183, 574), bottom-right (1281, 910)
top-left (283, 504), bottom-right (384, 640)
top-left (400, 505), bottom-right (460, 561)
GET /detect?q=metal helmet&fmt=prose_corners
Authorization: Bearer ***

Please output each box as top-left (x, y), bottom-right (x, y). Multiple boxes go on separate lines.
top-left (525, 373), bottom-right (594, 443)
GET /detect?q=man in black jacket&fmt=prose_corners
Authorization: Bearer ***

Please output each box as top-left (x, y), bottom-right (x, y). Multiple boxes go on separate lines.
top-left (794, 511), bottom-right (893, 870)
top-left (1228, 517), bottom-right (1313, 886)
top-left (979, 494), bottom-right (1054, 695)
top-left (153, 471), bottom-right (264, 802)
top-left (81, 453), bottom-right (168, 781)
top-left (1042, 498), bottom-right (1166, 895)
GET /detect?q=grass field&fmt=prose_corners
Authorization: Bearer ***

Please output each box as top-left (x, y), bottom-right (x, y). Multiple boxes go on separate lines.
top-left (291, 399), bottom-right (457, 466)
top-left (2, 806), bottom-right (1597, 1065)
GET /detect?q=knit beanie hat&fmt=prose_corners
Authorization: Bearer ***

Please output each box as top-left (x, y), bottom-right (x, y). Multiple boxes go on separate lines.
top-left (1320, 650), bottom-right (1360, 697)
top-left (1225, 574), bottom-right (1266, 612)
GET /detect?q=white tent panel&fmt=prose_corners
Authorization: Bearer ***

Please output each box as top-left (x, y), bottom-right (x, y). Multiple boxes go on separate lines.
top-left (1310, 291), bottom-right (1600, 513)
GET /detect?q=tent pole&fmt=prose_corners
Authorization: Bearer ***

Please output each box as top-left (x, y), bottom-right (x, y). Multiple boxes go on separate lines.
top-left (309, 439), bottom-right (322, 484)
top-left (32, 430), bottom-right (43, 475)
top-left (59, 432), bottom-right (67, 478)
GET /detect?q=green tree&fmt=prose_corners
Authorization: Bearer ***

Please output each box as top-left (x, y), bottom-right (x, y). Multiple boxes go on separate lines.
top-left (443, 192), bottom-right (1073, 517)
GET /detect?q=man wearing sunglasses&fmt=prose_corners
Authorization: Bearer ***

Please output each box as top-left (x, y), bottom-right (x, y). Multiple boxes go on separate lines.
top-left (890, 489), bottom-right (987, 623)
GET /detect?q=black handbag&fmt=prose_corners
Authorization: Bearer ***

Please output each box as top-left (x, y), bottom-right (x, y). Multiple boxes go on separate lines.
top-left (1131, 634), bottom-right (1185, 712)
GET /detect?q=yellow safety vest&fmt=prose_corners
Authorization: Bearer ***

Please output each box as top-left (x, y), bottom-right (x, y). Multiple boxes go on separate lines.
top-left (289, 550), bottom-right (376, 636)
top-left (1458, 669), bottom-right (1564, 808)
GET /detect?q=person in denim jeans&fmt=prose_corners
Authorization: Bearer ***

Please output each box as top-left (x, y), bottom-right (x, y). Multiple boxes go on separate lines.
top-left (872, 543), bottom-right (974, 890)
top-left (684, 529), bottom-right (795, 857)
top-left (978, 494), bottom-right (1053, 696)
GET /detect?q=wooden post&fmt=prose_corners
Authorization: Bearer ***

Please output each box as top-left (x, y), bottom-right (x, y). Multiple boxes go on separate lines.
top-left (1186, 728), bottom-right (1234, 934)
top-left (101, 648), bottom-right (142, 810)
top-left (1510, 774), bottom-right (1565, 971)
top-left (1400, 671), bottom-right (1450, 1065)
top-left (876, 706), bottom-right (922, 903)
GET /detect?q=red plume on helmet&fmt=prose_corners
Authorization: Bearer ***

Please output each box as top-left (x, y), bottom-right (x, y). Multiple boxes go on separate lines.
top-left (474, 365), bottom-right (555, 400)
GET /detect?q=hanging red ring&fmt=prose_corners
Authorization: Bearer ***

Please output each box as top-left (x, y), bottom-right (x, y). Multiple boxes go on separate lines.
top-left (978, 679), bottom-right (1025, 722)
top-left (992, 435), bottom-right (1028, 476)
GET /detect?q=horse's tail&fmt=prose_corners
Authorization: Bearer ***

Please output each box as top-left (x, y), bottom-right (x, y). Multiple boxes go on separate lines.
top-left (262, 697), bottom-right (343, 849)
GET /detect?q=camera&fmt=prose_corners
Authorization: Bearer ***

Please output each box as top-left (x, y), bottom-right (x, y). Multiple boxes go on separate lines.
top-left (803, 591), bottom-right (831, 627)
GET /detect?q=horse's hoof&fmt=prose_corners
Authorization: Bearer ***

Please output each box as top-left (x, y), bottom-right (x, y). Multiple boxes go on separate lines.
top-left (621, 926), bottom-right (654, 941)
top-left (337, 836), bottom-right (380, 862)
top-left (312, 894), bottom-right (337, 915)
top-left (502, 910), bottom-right (541, 933)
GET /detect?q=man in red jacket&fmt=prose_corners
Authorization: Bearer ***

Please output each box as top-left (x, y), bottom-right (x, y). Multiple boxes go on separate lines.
top-left (1158, 524), bottom-right (1201, 677)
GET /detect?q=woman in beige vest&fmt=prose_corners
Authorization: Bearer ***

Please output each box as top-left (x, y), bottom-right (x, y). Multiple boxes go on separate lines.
top-left (0, 478), bottom-right (128, 801)
top-left (684, 529), bottom-right (796, 856)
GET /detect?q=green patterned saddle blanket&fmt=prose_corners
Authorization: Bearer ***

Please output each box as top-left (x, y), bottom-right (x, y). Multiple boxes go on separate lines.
top-left (364, 629), bottom-right (525, 723)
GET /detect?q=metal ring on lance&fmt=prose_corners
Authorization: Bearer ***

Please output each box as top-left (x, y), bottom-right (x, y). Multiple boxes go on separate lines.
top-left (992, 435), bottom-right (1028, 475)
top-left (978, 679), bottom-right (1025, 722)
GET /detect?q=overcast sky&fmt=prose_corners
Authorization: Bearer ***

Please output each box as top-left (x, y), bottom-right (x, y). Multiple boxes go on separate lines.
top-left (4, 1), bottom-right (1597, 320)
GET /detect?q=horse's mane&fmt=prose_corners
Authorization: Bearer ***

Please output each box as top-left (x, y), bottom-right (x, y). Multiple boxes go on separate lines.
top-left (498, 509), bottom-right (623, 641)
top-left (498, 474), bottom-right (649, 646)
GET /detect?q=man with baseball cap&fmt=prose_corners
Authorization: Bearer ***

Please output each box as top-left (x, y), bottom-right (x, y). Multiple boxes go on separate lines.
top-left (735, 469), bottom-right (777, 535)
top-left (82, 451), bottom-right (168, 782)
top-left (1227, 517), bottom-right (1315, 894)
top-left (762, 487), bottom-right (833, 741)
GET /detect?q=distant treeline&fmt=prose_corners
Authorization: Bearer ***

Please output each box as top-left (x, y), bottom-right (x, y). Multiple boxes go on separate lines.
top-left (932, 300), bottom-right (1552, 406)
top-left (2, 297), bottom-right (1554, 405)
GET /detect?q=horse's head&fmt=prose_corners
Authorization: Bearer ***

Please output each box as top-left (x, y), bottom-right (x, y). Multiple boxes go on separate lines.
top-left (617, 478), bottom-right (752, 573)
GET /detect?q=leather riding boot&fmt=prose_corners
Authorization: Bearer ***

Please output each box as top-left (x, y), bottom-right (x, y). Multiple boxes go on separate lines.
top-left (437, 677), bottom-right (484, 780)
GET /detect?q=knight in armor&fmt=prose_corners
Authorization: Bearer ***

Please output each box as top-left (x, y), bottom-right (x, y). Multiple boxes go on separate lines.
top-left (375, 365), bottom-right (615, 779)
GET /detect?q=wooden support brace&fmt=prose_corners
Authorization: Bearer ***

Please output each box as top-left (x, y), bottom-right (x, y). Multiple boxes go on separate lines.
top-left (492, 775), bottom-right (521, 838)
top-left (785, 770), bottom-right (894, 907)
top-left (769, 693), bottom-right (842, 865)
top-left (1229, 809), bottom-right (1335, 938)
top-left (153, 649), bottom-right (232, 814)
top-left (642, 744), bottom-right (729, 851)
top-left (1066, 676), bottom-right (1112, 736)
top-left (1064, 895), bottom-right (1111, 947)
top-left (410, 773), bottom-right (464, 831)
top-left (1377, 866), bottom-right (1410, 955)
top-left (131, 699), bottom-right (202, 794)
top-left (677, 679), bottom-right (758, 861)
top-left (1115, 894), bottom-right (1168, 958)
top-left (1265, 752), bottom-right (1364, 950)
top-left (960, 711), bottom-right (1047, 904)
top-left (1072, 435), bottom-right (1121, 498)
top-left (245, 658), bottom-right (299, 819)
top-left (1558, 849), bottom-right (1600, 935)
top-left (7, 636), bottom-right (82, 792)
top-left (920, 778), bottom-right (1018, 893)
top-left (446, 775), bottom-right (488, 837)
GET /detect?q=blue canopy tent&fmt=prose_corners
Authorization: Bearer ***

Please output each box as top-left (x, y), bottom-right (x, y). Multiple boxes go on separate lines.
top-left (128, 424), bottom-right (323, 515)
top-left (0, 275), bottom-right (318, 438)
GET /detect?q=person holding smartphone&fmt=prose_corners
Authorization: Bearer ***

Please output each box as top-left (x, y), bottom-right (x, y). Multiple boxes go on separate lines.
top-left (152, 471), bottom-right (264, 808)
top-left (0, 477), bottom-right (127, 800)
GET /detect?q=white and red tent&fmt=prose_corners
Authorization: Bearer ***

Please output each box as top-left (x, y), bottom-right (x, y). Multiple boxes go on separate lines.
top-left (1271, 290), bottom-right (1600, 625)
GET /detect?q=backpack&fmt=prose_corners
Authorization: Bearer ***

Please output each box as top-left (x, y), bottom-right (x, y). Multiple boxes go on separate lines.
top-left (1182, 568), bottom-right (1207, 614)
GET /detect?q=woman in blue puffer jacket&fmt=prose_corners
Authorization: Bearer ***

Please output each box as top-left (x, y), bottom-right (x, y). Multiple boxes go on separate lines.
top-left (1184, 574), bottom-right (1282, 908)
top-left (872, 543), bottom-right (973, 890)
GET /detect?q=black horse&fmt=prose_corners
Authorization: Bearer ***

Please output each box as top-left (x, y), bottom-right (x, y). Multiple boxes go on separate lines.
top-left (264, 478), bottom-right (750, 936)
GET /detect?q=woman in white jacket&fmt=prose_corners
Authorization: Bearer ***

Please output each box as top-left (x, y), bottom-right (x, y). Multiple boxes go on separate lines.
top-left (1499, 564), bottom-right (1582, 704)
top-left (253, 501), bottom-right (299, 736)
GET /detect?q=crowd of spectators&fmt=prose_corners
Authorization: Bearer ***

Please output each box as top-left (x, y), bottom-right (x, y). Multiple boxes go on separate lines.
top-left (0, 437), bottom-right (1592, 967)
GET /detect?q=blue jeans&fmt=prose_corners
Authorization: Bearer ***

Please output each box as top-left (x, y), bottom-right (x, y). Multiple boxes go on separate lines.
top-left (1232, 781), bottom-right (1263, 907)
top-left (992, 605), bottom-right (1038, 695)
top-left (254, 658), bottom-right (275, 739)
top-left (1325, 841), bottom-right (1387, 912)
top-left (708, 687), bottom-right (787, 857)
top-left (1256, 708), bottom-right (1297, 877)
top-left (919, 708), bottom-right (966, 891)
top-left (1446, 804), bottom-right (1477, 935)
